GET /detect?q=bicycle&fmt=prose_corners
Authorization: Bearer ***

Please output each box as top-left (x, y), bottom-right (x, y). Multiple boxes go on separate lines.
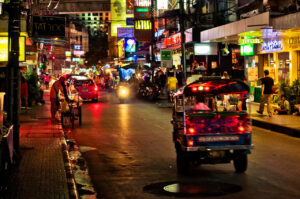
top-left (60, 99), bottom-right (82, 130)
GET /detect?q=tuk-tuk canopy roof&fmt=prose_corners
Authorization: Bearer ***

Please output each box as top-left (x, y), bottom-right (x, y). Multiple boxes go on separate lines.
top-left (183, 77), bottom-right (249, 96)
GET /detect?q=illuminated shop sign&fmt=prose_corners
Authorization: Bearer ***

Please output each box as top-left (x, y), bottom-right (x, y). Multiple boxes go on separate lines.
top-left (239, 38), bottom-right (263, 45)
top-left (194, 43), bottom-right (218, 55)
top-left (117, 27), bottom-right (134, 38)
top-left (262, 39), bottom-right (283, 52)
top-left (240, 44), bottom-right (254, 56)
top-left (164, 33), bottom-right (181, 47)
top-left (72, 57), bottom-right (83, 62)
top-left (73, 51), bottom-right (85, 56)
top-left (134, 20), bottom-right (152, 30)
top-left (134, 0), bottom-right (151, 7)
top-left (0, 36), bottom-right (25, 62)
top-left (155, 29), bottom-right (165, 38)
top-left (157, 0), bottom-right (168, 9)
top-left (126, 0), bottom-right (134, 14)
top-left (73, 45), bottom-right (82, 50)
top-left (126, 18), bottom-right (134, 25)
top-left (65, 51), bottom-right (71, 57)
top-left (134, 6), bottom-right (151, 19)
top-left (125, 38), bottom-right (136, 52)
top-left (118, 39), bottom-right (125, 58)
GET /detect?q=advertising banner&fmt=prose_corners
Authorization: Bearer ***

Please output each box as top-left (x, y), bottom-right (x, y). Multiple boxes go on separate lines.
top-left (32, 16), bottom-right (65, 37)
top-left (126, 0), bottom-right (134, 14)
top-left (117, 27), bottom-right (134, 38)
top-left (111, 0), bottom-right (134, 36)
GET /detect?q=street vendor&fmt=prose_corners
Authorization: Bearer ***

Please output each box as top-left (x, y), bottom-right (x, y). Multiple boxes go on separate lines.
top-left (50, 76), bottom-right (69, 122)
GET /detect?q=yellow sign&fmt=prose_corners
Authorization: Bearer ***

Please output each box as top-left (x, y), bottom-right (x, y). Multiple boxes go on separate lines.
top-left (111, 0), bottom-right (134, 36)
top-left (118, 39), bottom-right (125, 58)
top-left (134, 20), bottom-right (152, 30)
top-left (0, 36), bottom-right (25, 62)
top-left (238, 38), bottom-right (263, 45)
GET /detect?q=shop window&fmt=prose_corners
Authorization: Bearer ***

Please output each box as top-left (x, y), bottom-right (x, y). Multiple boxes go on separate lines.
top-left (278, 52), bottom-right (290, 83)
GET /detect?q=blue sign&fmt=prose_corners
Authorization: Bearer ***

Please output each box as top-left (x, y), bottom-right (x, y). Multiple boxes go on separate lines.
top-left (125, 38), bottom-right (136, 53)
top-left (262, 39), bottom-right (283, 52)
top-left (126, 18), bottom-right (134, 26)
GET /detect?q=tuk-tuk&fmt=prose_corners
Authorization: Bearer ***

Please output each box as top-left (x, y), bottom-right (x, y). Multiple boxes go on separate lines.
top-left (171, 77), bottom-right (254, 173)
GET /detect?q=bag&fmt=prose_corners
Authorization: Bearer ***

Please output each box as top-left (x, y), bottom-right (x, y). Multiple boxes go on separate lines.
top-left (272, 85), bottom-right (278, 94)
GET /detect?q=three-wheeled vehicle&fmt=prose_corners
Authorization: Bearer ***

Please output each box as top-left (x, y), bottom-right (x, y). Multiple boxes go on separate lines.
top-left (171, 77), bottom-right (254, 173)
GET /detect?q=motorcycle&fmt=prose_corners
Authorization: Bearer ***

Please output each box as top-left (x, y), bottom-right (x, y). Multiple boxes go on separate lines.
top-left (116, 84), bottom-right (130, 103)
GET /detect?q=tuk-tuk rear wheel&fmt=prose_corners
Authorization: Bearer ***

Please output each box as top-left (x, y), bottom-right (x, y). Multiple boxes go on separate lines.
top-left (233, 152), bottom-right (248, 173)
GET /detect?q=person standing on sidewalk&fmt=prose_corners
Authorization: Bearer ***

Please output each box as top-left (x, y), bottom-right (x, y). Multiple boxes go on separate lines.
top-left (50, 76), bottom-right (69, 121)
top-left (257, 70), bottom-right (274, 117)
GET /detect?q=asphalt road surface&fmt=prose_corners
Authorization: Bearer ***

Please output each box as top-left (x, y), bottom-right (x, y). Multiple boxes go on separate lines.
top-left (70, 92), bottom-right (300, 199)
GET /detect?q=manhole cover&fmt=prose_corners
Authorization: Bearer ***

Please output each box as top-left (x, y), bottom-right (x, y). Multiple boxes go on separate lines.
top-left (144, 181), bottom-right (242, 197)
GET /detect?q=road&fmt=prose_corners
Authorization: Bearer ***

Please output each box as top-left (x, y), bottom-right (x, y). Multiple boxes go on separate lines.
top-left (70, 92), bottom-right (300, 199)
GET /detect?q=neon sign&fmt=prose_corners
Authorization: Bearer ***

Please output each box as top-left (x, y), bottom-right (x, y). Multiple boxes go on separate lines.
top-left (134, 20), bottom-right (152, 30)
top-left (125, 38), bottom-right (136, 53)
top-left (262, 39), bottom-right (283, 52)
top-left (164, 33), bottom-right (181, 47)
top-left (134, 0), bottom-right (151, 7)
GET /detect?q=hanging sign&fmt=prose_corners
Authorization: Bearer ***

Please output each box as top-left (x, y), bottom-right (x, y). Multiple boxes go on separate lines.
top-left (239, 38), bottom-right (263, 45)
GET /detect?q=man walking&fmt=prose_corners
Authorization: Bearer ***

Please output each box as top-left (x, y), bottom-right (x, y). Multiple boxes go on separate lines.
top-left (257, 70), bottom-right (274, 117)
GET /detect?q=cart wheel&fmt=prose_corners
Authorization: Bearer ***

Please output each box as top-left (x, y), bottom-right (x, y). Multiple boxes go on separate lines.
top-left (233, 151), bottom-right (248, 173)
top-left (78, 107), bottom-right (82, 126)
top-left (176, 151), bottom-right (189, 174)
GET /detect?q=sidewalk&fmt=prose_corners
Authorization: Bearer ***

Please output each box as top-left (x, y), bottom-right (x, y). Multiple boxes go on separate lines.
top-left (3, 91), bottom-right (76, 199)
top-left (248, 102), bottom-right (300, 137)
top-left (156, 99), bottom-right (300, 137)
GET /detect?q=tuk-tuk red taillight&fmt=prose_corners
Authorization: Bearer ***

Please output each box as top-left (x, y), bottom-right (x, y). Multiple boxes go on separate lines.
top-left (187, 140), bottom-right (194, 146)
top-left (188, 128), bottom-right (196, 134)
top-left (238, 126), bottom-right (245, 132)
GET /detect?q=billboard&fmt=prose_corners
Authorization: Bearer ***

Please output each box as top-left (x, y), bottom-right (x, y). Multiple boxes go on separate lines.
top-left (117, 27), bottom-right (134, 38)
top-left (125, 38), bottom-right (136, 52)
top-left (111, 0), bottom-right (134, 37)
top-left (118, 39), bottom-right (125, 58)
top-left (32, 16), bottom-right (65, 37)
top-left (126, 0), bottom-right (134, 14)
top-left (0, 36), bottom-right (25, 62)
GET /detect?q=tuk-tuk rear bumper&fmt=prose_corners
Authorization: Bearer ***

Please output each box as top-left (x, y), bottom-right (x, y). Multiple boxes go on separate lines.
top-left (184, 145), bottom-right (254, 152)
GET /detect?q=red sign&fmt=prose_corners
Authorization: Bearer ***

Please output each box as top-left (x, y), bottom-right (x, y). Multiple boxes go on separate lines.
top-left (164, 33), bottom-right (181, 47)
top-left (127, 0), bottom-right (134, 14)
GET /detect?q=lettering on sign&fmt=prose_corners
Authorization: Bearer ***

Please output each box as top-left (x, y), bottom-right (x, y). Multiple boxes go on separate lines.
top-left (164, 34), bottom-right (181, 47)
top-left (286, 36), bottom-right (300, 49)
top-left (134, 0), bottom-right (151, 7)
top-left (262, 39), bottom-right (283, 52)
top-left (135, 20), bottom-right (152, 30)
top-left (32, 16), bottom-right (65, 37)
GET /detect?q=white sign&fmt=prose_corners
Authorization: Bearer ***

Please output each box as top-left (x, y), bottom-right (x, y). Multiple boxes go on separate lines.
top-left (261, 39), bottom-right (283, 52)
top-left (194, 43), bottom-right (218, 55)
top-left (157, 0), bottom-right (168, 9)
top-left (73, 51), bottom-right (85, 56)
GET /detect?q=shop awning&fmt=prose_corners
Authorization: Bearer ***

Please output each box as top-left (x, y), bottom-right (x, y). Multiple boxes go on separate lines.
top-left (201, 12), bottom-right (270, 42)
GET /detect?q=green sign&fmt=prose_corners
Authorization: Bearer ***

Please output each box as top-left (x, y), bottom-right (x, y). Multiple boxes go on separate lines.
top-left (241, 44), bottom-right (254, 56)
top-left (161, 50), bottom-right (172, 61)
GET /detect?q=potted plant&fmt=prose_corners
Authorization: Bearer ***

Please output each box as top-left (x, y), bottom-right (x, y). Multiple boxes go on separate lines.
top-left (25, 70), bottom-right (40, 107)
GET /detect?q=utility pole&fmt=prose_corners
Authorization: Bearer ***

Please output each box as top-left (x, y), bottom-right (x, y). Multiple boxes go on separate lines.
top-left (151, 0), bottom-right (155, 81)
top-left (179, 0), bottom-right (186, 80)
top-left (8, 0), bottom-right (21, 152)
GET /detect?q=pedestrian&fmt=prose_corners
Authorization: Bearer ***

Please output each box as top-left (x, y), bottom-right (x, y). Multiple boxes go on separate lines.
top-left (21, 75), bottom-right (28, 110)
top-left (257, 70), bottom-right (274, 117)
top-left (44, 73), bottom-right (50, 89)
top-left (167, 73), bottom-right (178, 102)
top-left (50, 76), bottom-right (69, 122)
top-left (176, 65), bottom-right (183, 87)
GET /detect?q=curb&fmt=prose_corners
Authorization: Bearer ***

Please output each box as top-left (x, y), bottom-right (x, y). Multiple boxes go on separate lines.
top-left (60, 131), bottom-right (79, 199)
top-left (252, 119), bottom-right (300, 138)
